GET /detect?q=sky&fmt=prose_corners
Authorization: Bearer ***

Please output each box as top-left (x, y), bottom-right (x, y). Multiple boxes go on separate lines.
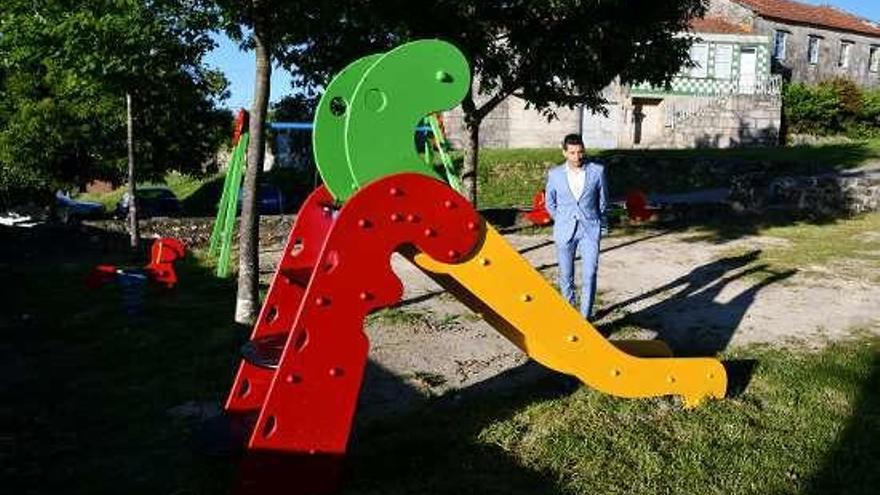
top-left (202, 33), bottom-right (294, 111)
top-left (204, 0), bottom-right (880, 112)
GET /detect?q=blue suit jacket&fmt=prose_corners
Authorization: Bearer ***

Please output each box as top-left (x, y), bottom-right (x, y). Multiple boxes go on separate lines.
top-left (545, 161), bottom-right (608, 243)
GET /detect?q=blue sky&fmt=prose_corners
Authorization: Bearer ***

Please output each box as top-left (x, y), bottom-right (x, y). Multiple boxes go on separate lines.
top-left (204, 0), bottom-right (880, 111)
top-left (202, 33), bottom-right (294, 111)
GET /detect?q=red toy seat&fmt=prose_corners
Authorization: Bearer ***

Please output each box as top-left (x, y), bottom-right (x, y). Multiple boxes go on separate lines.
top-left (145, 237), bottom-right (186, 288)
top-left (625, 189), bottom-right (658, 222)
top-left (525, 189), bottom-right (553, 226)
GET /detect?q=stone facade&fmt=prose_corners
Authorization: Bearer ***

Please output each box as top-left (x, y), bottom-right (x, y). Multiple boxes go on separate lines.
top-left (708, 0), bottom-right (880, 88)
top-left (756, 17), bottom-right (880, 88)
top-left (443, 96), bottom-right (581, 149)
top-left (635, 93), bottom-right (781, 149)
top-left (631, 33), bottom-right (774, 96)
top-left (445, 29), bottom-right (781, 151)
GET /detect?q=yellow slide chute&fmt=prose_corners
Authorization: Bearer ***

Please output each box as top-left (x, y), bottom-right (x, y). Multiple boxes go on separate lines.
top-left (412, 225), bottom-right (727, 408)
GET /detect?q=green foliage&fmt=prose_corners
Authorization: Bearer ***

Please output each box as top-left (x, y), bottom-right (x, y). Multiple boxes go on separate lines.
top-left (0, 0), bottom-right (231, 205)
top-left (284, 0), bottom-right (707, 117)
top-left (784, 79), bottom-right (880, 138)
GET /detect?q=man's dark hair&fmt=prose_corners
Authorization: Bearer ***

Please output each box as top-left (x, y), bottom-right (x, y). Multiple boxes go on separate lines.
top-left (562, 133), bottom-right (584, 149)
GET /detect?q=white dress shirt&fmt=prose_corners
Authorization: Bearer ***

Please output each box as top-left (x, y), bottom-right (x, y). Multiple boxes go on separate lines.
top-left (566, 164), bottom-right (585, 200)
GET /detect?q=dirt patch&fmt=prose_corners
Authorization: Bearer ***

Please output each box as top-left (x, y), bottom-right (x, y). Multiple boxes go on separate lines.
top-left (258, 228), bottom-right (880, 418)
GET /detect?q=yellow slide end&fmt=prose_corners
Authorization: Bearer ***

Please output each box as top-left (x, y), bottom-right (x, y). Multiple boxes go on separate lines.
top-left (412, 225), bottom-right (727, 408)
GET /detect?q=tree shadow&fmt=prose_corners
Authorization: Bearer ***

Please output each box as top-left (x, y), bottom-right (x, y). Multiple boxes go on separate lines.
top-left (596, 250), bottom-right (796, 356)
top-left (1, 222), bottom-right (244, 494)
top-left (344, 360), bottom-right (576, 495)
top-left (802, 351), bottom-right (880, 495)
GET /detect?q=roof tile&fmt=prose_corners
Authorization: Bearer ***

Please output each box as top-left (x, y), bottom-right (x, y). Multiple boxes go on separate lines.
top-left (690, 17), bottom-right (753, 34)
top-left (734, 0), bottom-right (880, 37)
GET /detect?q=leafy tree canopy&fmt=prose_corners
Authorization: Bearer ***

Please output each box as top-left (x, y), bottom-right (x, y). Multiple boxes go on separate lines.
top-left (272, 0), bottom-right (707, 200)
top-left (0, 0), bottom-right (231, 204)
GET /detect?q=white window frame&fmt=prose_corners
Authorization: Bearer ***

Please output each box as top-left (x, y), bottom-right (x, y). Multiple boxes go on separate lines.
top-left (714, 44), bottom-right (734, 80)
top-left (773, 30), bottom-right (788, 60)
top-left (689, 42), bottom-right (709, 78)
top-left (870, 46), bottom-right (880, 73)
top-left (808, 36), bottom-right (821, 65)
top-left (839, 41), bottom-right (853, 68)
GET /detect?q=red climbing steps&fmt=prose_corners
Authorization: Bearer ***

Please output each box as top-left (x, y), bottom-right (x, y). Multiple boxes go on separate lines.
top-left (226, 186), bottom-right (337, 413)
top-left (225, 174), bottom-right (483, 492)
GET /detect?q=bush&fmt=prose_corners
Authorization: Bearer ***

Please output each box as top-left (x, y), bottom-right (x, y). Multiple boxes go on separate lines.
top-left (784, 79), bottom-right (880, 138)
top-left (783, 83), bottom-right (841, 134)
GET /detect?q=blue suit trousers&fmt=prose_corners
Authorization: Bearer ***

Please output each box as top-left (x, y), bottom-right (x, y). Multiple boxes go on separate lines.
top-left (556, 219), bottom-right (601, 319)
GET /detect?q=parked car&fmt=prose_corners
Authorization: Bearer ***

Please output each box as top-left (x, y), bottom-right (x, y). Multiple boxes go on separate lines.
top-left (55, 190), bottom-right (105, 223)
top-left (115, 186), bottom-right (182, 219)
top-left (238, 183), bottom-right (302, 215)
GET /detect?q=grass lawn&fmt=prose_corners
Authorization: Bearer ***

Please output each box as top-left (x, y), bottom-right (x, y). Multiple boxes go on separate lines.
top-left (3, 214), bottom-right (879, 494)
top-left (476, 138), bottom-right (880, 208)
top-left (79, 139), bottom-right (880, 214)
top-left (687, 212), bottom-right (880, 282)
top-left (346, 338), bottom-right (879, 495)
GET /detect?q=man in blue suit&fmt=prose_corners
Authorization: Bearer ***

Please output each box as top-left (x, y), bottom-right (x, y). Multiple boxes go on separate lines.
top-left (544, 133), bottom-right (608, 319)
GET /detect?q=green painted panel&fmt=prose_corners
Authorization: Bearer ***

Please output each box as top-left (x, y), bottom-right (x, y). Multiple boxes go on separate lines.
top-left (344, 40), bottom-right (470, 196)
top-left (312, 53), bottom-right (383, 201)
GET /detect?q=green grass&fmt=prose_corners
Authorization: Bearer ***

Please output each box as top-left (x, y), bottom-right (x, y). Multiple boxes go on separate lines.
top-left (475, 138), bottom-right (880, 208)
top-left (346, 337), bottom-right (879, 495)
top-left (4, 223), bottom-right (879, 494)
top-left (367, 307), bottom-right (428, 326)
top-left (691, 212), bottom-right (880, 281)
top-left (78, 138), bottom-right (880, 214)
top-left (3, 237), bottom-right (242, 494)
top-left (79, 170), bottom-right (222, 213)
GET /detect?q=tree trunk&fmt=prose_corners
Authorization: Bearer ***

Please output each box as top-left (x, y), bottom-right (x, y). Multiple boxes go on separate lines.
top-left (460, 93), bottom-right (481, 205)
top-left (461, 122), bottom-right (480, 205)
top-left (126, 92), bottom-right (140, 252)
top-left (235, 22), bottom-right (272, 325)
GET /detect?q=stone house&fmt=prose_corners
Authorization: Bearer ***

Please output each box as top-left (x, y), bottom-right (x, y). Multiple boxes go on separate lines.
top-left (444, 17), bottom-right (783, 149)
top-left (443, 0), bottom-right (878, 150)
top-left (707, 0), bottom-right (880, 88)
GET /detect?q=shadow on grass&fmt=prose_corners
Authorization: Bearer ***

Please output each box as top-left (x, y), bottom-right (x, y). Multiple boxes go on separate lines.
top-left (1, 223), bottom-right (244, 494)
top-left (1, 222), bottom-right (576, 495)
top-left (344, 361), bottom-right (576, 495)
top-left (803, 351), bottom-right (880, 495)
top-left (672, 208), bottom-right (843, 244)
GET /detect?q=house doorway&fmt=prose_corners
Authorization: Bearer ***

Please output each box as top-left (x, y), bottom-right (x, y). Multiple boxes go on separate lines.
top-left (632, 97), bottom-right (663, 146)
top-left (739, 48), bottom-right (757, 94)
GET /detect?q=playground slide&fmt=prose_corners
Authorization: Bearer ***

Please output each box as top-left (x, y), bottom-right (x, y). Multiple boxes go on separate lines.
top-left (411, 224), bottom-right (727, 408)
top-left (224, 39), bottom-right (730, 494)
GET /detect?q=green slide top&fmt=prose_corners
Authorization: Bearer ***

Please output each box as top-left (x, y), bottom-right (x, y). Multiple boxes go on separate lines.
top-left (312, 39), bottom-right (470, 202)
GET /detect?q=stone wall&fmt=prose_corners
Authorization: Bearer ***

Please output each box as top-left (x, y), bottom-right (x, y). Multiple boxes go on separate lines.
top-left (729, 170), bottom-right (880, 215)
top-left (641, 93), bottom-right (781, 148)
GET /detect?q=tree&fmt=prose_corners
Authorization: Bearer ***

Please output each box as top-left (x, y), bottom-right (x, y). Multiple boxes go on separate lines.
top-left (281, 0), bottom-right (707, 203)
top-left (0, 0), bottom-right (229, 214)
top-left (211, 0), bottom-right (310, 324)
